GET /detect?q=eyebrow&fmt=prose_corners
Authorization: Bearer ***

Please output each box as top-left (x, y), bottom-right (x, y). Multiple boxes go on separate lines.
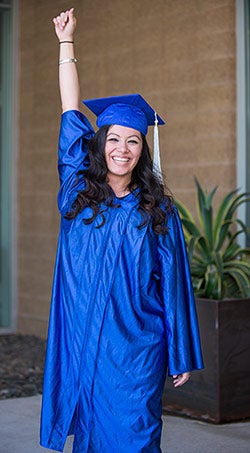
top-left (107, 132), bottom-right (142, 140)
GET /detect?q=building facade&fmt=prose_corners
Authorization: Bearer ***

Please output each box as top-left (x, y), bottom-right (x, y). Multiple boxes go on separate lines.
top-left (0, 0), bottom-right (249, 337)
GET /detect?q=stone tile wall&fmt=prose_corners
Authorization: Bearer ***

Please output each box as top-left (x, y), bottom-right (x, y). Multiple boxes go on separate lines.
top-left (18, 0), bottom-right (236, 336)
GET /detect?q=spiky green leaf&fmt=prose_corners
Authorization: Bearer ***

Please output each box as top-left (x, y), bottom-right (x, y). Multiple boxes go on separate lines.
top-left (175, 179), bottom-right (250, 299)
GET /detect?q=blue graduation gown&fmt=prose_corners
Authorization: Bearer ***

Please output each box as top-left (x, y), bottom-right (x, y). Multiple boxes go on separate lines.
top-left (40, 110), bottom-right (203, 453)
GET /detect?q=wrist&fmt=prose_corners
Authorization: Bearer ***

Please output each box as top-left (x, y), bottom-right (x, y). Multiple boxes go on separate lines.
top-left (59, 40), bottom-right (74, 44)
top-left (58, 35), bottom-right (74, 43)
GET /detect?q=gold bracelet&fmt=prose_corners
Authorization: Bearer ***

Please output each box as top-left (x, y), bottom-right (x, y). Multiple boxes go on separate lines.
top-left (59, 58), bottom-right (77, 65)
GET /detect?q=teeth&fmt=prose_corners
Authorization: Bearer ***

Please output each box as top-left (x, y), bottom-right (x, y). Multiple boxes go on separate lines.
top-left (112, 157), bottom-right (129, 162)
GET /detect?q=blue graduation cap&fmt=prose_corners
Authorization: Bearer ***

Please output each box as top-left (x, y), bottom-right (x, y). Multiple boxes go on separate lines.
top-left (82, 94), bottom-right (165, 136)
top-left (83, 94), bottom-right (165, 176)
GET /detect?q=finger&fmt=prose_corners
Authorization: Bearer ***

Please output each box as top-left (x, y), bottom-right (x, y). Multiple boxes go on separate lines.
top-left (61, 11), bottom-right (69, 23)
top-left (53, 11), bottom-right (68, 30)
top-left (68, 7), bottom-right (76, 26)
top-left (54, 15), bottom-right (64, 29)
top-left (173, 373), bottom-right (190, 387)
top-left (173, 377), bottom-right (184, 387)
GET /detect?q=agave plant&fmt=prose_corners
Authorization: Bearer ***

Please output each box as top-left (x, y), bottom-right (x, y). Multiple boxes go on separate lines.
top-left (175, 178), bottom-right (250, 299)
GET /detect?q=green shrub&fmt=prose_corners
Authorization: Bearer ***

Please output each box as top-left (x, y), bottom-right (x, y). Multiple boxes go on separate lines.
top-left (175, 178), bottom-right (250, 299)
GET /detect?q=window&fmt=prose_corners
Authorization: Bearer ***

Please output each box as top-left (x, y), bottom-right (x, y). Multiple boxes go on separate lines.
top-left (236, 0), bottom-right (250, 247)
top-left (245, 0), bottom-right (250, 246)
top-left (0, 1), bottom-right (12, 327)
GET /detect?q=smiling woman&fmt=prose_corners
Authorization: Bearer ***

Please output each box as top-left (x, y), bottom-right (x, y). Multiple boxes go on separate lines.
top-left (105, 125), bottom-right (143, 196)
top-left (65, 118), bottom-right (170, 232)
top-left (40, 8), bottom-right (203, 453)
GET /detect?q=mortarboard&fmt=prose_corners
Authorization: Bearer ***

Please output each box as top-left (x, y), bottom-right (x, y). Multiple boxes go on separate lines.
top-left (83, 94), bottom-right (165, 175)
top-left (83, 94), bottom-right (165, 136)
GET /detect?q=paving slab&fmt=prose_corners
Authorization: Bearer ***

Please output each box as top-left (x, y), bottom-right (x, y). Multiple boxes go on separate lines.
top-left (0, 395), bottom-right (249, 452)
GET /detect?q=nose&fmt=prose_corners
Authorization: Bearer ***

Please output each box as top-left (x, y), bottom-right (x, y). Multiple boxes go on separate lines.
top-left (117, 140), bottom-right (128, 153)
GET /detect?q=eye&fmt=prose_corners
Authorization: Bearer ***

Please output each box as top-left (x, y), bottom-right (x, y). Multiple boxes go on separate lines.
top-left (128, 139), bottom-right (139, 145)
top-left (107, 137), bottom-right (119, 142)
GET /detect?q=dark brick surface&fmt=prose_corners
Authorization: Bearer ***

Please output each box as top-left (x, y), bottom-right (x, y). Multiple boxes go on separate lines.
top-left (0, 335), bottom-right (46, 399)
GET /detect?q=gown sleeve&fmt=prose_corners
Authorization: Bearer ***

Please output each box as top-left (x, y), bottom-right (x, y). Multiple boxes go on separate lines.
top-left (57, 110), bottom-right (95, 215)
top-left (157, 206), bottom-right (204, 376)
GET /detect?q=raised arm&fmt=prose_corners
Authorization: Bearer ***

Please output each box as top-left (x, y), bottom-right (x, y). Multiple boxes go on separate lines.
top-left (53, 8), bottom-right (81, 112)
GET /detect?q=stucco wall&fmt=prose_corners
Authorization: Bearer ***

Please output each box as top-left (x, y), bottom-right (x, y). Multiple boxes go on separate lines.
top-left (18, 0), bottom-right (236, 336)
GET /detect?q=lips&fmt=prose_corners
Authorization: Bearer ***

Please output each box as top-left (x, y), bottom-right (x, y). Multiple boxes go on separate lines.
top-left (112, 156), bottom-right (130, 163)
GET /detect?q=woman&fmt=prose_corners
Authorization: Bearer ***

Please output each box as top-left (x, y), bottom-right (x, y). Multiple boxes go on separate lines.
top-left (40, 8), bottom-right (203, 453)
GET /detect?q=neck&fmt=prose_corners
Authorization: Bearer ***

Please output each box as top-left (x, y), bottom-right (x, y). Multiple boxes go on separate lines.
top-left (107, 174), bottom-right (131, 197)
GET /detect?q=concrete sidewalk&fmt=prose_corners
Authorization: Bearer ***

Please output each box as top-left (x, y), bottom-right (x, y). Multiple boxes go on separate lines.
top-left (0, 396), bottom-right (249, 453)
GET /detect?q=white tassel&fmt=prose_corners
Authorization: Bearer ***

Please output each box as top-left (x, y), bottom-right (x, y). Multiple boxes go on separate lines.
top-left (154, 111), bottom-right (162, 177)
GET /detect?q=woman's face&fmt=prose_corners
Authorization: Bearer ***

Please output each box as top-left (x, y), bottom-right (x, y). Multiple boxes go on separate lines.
top-left (105, 125), bottom-right (143, 182)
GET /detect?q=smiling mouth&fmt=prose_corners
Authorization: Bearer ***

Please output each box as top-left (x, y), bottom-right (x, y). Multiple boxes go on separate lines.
top-left (112, 157), bottom-right (130, 163)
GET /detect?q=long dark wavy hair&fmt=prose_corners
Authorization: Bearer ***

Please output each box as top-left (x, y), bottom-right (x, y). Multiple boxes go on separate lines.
top-left (65, 125), bottom-right (173, 234)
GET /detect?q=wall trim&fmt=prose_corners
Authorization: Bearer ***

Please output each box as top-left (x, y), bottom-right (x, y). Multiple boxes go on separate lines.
top-left (236, 0), bottom-right (247, 247)
top-left (0, 0), bottom-right (19, 334)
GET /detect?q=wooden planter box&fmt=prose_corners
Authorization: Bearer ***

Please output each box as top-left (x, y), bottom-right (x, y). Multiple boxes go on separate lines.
top-left (162, 298), bottom-right (250, 423)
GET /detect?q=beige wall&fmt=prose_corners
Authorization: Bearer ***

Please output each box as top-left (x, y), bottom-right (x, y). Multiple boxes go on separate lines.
top-left (18, 0), bottom-right (236, 336)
